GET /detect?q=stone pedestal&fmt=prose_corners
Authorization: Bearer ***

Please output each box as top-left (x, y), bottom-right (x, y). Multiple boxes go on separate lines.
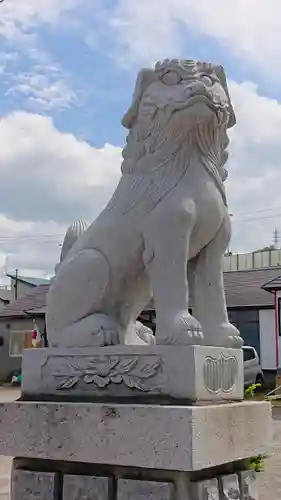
top-left (0, 346), bottom-right (271, 499)
top-left (0, 398), bottom-right (271, 499)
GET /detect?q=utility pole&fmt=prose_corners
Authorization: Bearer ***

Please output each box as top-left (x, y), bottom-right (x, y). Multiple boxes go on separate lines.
top-left (14, 268), bottom-right (18, 300)
top-left (226, 213), bottom-right (234, 254)
top-left (273, 228), bottom-right (279, 248)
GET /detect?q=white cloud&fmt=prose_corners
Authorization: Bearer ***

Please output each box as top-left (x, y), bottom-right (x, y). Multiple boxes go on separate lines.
top-left (2, 78), bottom-right (281, 274)
top-left (0, 111), bottom-right (121, 275)
top-left (0, 1), bottom-right (79, 113)
top-left (0, 217), bottom-right (65, 280)
top-left (0, 111), bottom-right (121, 222)
top-left (111, 0), bottom-right (281, 74)
top-left (226, 81), bottom-right (281, 251)
top-left (0, 0), bottom-right (78, 40)
top-left (8, 67), bottom-right (77, 111)
top-left (0, 51), bottom-right (18, 75)
top-left (108, 2), bottom-right (184, 67)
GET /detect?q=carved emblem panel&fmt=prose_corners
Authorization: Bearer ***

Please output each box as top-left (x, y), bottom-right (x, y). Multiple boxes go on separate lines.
top-left (203, 353), bottom-right (238, 393)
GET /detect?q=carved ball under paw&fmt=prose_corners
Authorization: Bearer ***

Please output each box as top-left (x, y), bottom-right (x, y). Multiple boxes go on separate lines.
top-left (135, 321), bottom-right (156, 345)
top-left (226, 335), bottom-right (243, 349)
top-left (125, 321), bottom-right (155, 345)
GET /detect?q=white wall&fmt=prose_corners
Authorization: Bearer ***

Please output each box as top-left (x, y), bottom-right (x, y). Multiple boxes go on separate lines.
top-left (259, 309), bottom-right (277, 370)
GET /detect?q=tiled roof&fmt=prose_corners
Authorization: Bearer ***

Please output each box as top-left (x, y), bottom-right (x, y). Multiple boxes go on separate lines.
top-left (0, 285), bottom-right (49, 318)
top-left (1, 267), bottom-right (281, 319)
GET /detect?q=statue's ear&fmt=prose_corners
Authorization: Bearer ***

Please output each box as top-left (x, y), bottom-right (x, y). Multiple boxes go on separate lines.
top-left (122, 69), bottom-right (158, 129)
top-left (213, 65), bottom-right (236, 128)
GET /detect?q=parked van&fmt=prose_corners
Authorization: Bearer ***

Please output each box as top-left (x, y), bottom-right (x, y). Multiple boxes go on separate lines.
top-left (243, 345), bottom-right (264, 387)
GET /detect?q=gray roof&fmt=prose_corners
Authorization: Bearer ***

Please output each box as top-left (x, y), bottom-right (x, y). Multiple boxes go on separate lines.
top-left (0, 285), bottom-right (49, 318)
top-left (262, 275), bottom-right (281, 292)
top-left (1, 267), bottom-right (281, 319)
top-left (7, 273), bottom-right (50, 287)
top-left (145, 267), bottom-right (281, 310)
top-left (223, 268), bottom-right (281, 307)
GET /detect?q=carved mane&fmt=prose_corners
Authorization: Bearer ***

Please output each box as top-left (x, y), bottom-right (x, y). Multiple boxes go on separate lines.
top-left (105, 60), bottom-right (233, 216)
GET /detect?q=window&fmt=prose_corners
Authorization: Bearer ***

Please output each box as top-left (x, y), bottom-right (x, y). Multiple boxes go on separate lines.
top-left (9, 330), bottom-right (33, 357)
top-left (243, 347), bottom-right (256, 362)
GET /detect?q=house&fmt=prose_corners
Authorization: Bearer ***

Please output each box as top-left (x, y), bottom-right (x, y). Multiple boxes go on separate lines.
top-left (0, 267), bottom-right (281, 383)
top-left (0, 284), bottom-right (48, 382)
top-left (7, 273), bottom-right (50, 301)
top-left (0, 274), bottom-right (50, 314)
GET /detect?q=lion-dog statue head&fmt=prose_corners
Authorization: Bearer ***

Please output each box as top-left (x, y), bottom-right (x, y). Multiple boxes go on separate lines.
top-left (106, 59), bottom-right (235, 216)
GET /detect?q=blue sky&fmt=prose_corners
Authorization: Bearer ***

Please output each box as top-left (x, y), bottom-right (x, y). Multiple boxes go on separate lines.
top-left (1, 0), bottom-right (281, 276)
top-left (1, 3), bottom-right (279, 146)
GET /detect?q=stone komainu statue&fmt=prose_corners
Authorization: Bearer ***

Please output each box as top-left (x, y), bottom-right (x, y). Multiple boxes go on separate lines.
top-left (47, 59), bottom-right (242, 349)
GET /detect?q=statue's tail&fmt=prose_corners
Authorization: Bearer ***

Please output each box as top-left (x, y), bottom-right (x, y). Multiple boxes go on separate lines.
top-left (55, 219), bottom-right (88, 274)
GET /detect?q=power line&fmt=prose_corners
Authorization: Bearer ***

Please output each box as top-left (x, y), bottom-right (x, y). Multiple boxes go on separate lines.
top-left (0, 234), bottom-right (64, 242)
top-left (0, 203), bottom-right (279, 243)
top-left (234, 213), bottom-right (281, 223)
top-left (235, 205), bottom-right (281, 216)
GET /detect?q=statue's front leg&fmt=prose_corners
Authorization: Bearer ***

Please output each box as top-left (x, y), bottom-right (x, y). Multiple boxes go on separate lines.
top-left (141, 201), bottom-right (203, 345)
top-left (193, 216), bottom-right (243, 348)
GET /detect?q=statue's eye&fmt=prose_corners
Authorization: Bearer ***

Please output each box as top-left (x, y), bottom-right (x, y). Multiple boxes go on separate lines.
top-left (201, 75), bottom-right (213, 86)
top-left (161, 71), bottom-right (182, 85)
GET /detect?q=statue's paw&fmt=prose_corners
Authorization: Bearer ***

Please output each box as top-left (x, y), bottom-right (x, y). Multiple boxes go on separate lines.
top-left (156, 312), bottom-right (204, 346)
top-left (51, 313), bottom-right (121, 348)
top-left (91, 313), bottom-right (120, 346)
top-left (98, 327), bottom-right (120, 346)
top-left (203, 323), bottom-right (243, 349)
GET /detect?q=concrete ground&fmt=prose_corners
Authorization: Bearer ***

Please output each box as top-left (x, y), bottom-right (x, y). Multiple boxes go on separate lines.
top-left (0, 388), bottom-right (279, 499)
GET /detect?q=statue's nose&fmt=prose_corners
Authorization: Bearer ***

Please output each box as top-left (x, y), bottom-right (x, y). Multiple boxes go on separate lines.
top-left (184, 81), bottom-right (206, 97)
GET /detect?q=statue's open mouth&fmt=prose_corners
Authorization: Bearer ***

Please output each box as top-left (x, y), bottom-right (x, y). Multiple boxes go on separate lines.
top-left (170, 85), bottom-right (227, 115)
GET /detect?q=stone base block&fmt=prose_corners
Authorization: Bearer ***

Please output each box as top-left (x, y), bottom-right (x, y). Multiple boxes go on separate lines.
top-left (191, 478), bottom-right (219, 500)
top-left (0, 400), bottom-right (271, 471)
top-left (192, 471), bottom-right (258, 500)
top-left (239, 470), bottom-right (258, 499)
top-left (21, 345), bottom-right (243, 401)
top-left (118, 479), bottom-right (174, 500)
top-left (11, 469), bottom-right (58, 500)
top-left (63, 474), bottom-right (113, 500)
top-left (10, 466), bottom-right (259, 500)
